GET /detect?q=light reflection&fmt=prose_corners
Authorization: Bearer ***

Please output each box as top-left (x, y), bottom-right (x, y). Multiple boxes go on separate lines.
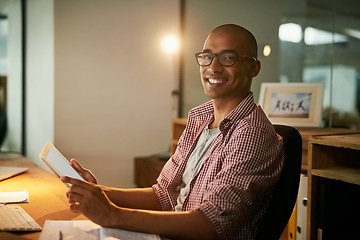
top-left (344, 28), bottom-right (360, 40)
top-left (279, 23), bottom-right (302, 43)
top-left (304, 27), bottom-right (348, 45)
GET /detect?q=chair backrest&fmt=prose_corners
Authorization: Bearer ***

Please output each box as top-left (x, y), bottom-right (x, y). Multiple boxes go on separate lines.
top-left (255, 125), bottom-right (302, 240)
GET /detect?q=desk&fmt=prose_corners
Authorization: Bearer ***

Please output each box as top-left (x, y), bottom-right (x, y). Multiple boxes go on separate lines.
top-left (0, 153), bottom-right (87, 239)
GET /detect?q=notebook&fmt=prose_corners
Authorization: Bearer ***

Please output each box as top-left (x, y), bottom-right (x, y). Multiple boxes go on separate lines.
top-left (0, 190), bottom-right (29, 204)
top-left (0, 166), bottom-right (28, 181)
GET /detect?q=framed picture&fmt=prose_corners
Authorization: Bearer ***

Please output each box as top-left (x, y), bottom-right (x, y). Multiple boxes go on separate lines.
top-left (258, 82), bottom-right (324, 127)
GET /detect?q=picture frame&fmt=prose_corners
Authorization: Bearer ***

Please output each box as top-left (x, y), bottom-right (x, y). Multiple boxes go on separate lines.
top-left (258, 82), bottom-right (324, 127)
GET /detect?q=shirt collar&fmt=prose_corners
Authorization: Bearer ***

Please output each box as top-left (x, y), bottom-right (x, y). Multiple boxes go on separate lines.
top-left (219, 92), bottom-right (256, 134)
top-left (189, 92), bottom-right (256, 134)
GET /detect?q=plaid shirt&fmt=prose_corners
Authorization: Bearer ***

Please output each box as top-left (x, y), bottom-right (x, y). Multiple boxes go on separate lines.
top-left (153, 92), bottom-right (284, 239)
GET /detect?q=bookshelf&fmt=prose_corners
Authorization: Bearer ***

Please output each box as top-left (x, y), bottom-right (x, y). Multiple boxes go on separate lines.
top-left (307, 134), bottom-right (360, 239)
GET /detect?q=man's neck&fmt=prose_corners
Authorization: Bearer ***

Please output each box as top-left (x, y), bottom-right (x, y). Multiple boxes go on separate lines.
top-left (209, 98), bottom-right (242, 129)
top-left (209, 92), bottom-right (250, 128)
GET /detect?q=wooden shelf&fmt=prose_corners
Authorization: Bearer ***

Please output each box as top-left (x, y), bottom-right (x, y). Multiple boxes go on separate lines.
top-left (311, 167), bottom-right (360, 185)
top-left (310, 133), bottom-right (360, 150)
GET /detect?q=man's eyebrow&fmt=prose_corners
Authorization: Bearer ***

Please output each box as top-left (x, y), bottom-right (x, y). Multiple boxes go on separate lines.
top-left (201, 49), bottom-right (238, 53)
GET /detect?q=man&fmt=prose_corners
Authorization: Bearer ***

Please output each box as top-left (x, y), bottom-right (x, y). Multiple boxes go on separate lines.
top-left (62, 24), bottom-right (284, 240)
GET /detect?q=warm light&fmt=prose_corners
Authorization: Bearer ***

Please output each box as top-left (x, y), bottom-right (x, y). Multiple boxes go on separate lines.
top-left (162, 36), bottom-right (179, 54)
top-left (263, 45), bottom-right (271, 57)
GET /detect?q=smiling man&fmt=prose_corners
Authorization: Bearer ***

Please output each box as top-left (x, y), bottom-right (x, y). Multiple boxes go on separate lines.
top-left (62, 24), bottom-right (284, 240)
top-left (196, 24), bottom-right (260, 129)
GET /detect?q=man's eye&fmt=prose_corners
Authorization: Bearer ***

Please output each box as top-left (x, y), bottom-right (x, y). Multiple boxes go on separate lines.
top-left (202, 54), bottom-right (212, 60)
top-left (223, 54), bottom-right (236, 60)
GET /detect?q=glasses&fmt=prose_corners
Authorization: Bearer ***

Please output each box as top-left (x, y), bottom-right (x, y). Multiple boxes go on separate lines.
top-left (195, 51), bottom-right (256, 67)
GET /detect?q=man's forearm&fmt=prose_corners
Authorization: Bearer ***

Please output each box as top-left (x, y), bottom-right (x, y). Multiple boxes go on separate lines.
top-left (100, 187), bottom-right (218, 239)
top-left (61, 177), bottom-right (218, 239)
top-left (103, 186), bottom-right (162, 211)
top-left (105, 208), bottom-right (218, 240)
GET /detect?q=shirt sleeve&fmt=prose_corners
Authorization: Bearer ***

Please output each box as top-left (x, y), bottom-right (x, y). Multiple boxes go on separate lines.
top-left (197, 124), bottom-right (285, 239)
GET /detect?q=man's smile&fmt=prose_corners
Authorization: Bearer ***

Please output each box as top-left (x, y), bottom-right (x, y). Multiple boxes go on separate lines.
top-left (206, 77), bottom-right (228, 84)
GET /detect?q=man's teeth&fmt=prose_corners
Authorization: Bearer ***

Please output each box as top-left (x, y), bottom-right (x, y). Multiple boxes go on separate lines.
top-left (208, 78), bottom-right (224, 84)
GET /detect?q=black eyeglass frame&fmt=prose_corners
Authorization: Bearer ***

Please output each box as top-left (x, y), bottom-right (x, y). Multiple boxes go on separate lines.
top-left (195, 51), bottom-right (257, 67)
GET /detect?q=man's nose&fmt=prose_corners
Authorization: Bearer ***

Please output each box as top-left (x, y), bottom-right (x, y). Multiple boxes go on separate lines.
top-left (208, 56), bottom-right (223, 73)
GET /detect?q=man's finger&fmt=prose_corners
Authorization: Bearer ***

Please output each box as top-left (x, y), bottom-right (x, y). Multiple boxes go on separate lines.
top-left (70, 159), bottom-right (97, 184)
top-left (71, 159), bottom-right (85, 172)
top-left (61, 176), bottom-right (84, 186)
top-left (69, 202), bottom-right (82, 213)
top-left (68, 192), bottom-right (83, 204)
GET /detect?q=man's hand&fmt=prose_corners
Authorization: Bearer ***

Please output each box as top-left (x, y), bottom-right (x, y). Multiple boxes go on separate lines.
top-left (61, 176), bottom-right (120, 227)
top-left (70, 159), bottom-right (97, 184)
top-left (60, 176), bottom-right (217, 239)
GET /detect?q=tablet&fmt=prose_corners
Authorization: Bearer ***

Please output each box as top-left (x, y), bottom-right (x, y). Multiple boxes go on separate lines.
top-left (40, 141), bottom-right (84, 185)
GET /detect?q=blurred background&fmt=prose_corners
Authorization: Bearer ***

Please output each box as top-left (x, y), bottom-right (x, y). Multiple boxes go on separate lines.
top-left (0, 0), bottom-right (359, 187)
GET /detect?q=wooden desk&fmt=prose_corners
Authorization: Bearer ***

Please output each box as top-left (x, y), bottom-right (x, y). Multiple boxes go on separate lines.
top-left (0, 153), bottom-right (87, 239)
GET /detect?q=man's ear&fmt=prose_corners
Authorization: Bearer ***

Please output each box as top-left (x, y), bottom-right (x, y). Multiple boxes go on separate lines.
top-left (249, 60), bottom-right (261, 78)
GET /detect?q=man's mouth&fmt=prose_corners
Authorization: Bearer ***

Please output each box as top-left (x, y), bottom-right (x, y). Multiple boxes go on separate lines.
top-left (207, 77), bottom-right (227, 84)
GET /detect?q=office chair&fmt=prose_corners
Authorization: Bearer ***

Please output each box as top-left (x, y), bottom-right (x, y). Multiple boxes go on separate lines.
top-left (255, 125), bottom-right (302, 240)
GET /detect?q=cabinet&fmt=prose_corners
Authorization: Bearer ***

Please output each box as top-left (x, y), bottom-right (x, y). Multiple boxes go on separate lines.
top-left (134, 155), bottom-right (167, 188)
top-left (272, 127), bottom-right (357, 240)
top-left (294, 127), bottom-right (359, 240)
top-left (307, 133), bottom-right (360, 239)
top-left (170, 118), bottom-right (187, 155)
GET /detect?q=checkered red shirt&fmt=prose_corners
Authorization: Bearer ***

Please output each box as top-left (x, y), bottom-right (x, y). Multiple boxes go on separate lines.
top-left (153, 92), bottom-right (284, 239)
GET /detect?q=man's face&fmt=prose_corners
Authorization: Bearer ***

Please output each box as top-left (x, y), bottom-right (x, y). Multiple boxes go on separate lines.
top-left (200, 32), bottom-right (257, 103)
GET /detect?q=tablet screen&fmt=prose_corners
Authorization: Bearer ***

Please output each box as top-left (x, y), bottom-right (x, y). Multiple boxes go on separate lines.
top-left (40, 141), bottom-right (83, 181)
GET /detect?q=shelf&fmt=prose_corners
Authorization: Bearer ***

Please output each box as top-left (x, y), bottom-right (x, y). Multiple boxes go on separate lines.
top-left (296, 127), bottom-right (358, 172)
top-left (310, 133), bottom-right (360, 150)
top-left (311, 167), bottom-right (360, 185)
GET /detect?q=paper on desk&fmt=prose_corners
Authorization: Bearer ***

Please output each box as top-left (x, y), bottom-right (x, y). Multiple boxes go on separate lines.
top-left (39, 220), bottom-right (161, 240)
top-left (100, 227), bottom-right (161, 240)
top-left (39, 220), bottom-right (100, 240)
top-left (0, 190), bottom-right (29, 204)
